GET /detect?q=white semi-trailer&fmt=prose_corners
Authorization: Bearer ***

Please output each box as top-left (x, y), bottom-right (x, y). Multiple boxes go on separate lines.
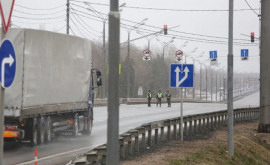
top-left (3, 29), bottom-right (101, 145)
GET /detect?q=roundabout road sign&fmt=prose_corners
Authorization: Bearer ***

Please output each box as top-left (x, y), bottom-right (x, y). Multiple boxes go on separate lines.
top-left (0, 39), bottom-right (16, 88)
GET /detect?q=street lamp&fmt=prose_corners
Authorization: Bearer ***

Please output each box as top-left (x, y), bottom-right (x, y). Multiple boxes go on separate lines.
top-left (198, 59), bottom-right (208, 101)
top-left (184, 47), bottom-right (198, 98)
top-left (136, 30), bottom-right (158, 50)
top-left (156, 37), bottom-right (175, 60)
top-left (122, 18), bottom-right (148, 100)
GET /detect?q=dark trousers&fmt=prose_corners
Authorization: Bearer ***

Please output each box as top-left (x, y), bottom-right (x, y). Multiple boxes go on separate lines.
top-left (156, 98), bottom-right (162, 107)
top-left (167, 98), bottom-right (171, 107)
top-left (148, 98), bottom-right (151, 107)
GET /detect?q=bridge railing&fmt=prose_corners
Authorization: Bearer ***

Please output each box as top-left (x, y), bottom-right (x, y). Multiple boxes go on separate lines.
top-left (71, 107), bottom-right (259, 165)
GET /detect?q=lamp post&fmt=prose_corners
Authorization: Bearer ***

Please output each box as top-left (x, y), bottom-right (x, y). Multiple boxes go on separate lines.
top-left (190, 53), bottom-right (204, 99)
top-left (161, 37), bottom-right (175, 60)
top-left (199, 61), bottom-right (208, 101)
top-left (123, 18), bottom-right (148, 100)
top-left (184, 47), bottom-right (198, 98)
top-left (136, 30), bottom-right (158, 90)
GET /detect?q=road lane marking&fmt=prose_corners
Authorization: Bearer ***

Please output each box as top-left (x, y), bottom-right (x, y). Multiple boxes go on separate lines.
top-left (16, 144), bottom-right (100, 165)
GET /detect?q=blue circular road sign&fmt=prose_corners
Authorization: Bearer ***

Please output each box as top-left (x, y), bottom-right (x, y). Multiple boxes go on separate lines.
top-left (0, 39), bottom-right (16, 88)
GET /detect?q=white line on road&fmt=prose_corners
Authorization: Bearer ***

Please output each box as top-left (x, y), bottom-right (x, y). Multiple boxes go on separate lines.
top-left (16, 144), bottom-right (100, 165)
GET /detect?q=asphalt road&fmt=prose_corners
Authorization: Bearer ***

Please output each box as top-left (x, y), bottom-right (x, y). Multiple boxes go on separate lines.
top-left (4, 91), bottom-right (259, 165)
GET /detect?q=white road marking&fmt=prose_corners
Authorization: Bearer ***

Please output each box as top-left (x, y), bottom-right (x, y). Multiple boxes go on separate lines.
top-left (16, 144), bottom-right (100, 165)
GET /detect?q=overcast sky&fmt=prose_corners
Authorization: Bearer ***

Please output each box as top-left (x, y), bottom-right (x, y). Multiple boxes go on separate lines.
top-left (11, 0), bottom-right (260, 73)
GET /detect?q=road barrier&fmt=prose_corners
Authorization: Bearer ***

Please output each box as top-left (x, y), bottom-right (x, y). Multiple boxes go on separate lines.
top-left (70, 107), bottom-right (259, 165)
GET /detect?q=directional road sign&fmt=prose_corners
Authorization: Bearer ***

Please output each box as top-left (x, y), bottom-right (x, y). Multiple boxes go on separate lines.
top-left (0, 0), bottom-right (15, 33)
top-left (241, 49), bottom-right (248, 60)
top-left (0, 39), bottom-right (16, 88)
top-left (209, 51), bottom-right (217, 60)
top-left (170, 64), bottom-right (194, 88)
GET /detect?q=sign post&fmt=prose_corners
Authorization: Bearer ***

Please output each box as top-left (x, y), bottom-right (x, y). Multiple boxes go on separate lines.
top-left (0, 1), bottom-right (15, 163)
top-left (170, 64), bottom-right (194, 141)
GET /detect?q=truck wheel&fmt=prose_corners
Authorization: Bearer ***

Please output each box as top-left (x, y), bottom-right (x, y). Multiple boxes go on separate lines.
top-left (32, 127), bottom-right (38, 146)
top-left (84, 109), bottom-right (93, 135)
top-left (38, 117), bottom-right (45, 144)
top-left (45, 116), bottom-right (52, 143)
top-left (73, 113), bottom-right (79, 137)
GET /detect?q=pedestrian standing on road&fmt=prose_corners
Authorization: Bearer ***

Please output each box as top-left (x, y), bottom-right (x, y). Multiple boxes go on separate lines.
top-left (156, 90), bottom-right (164, 107)
top-left (147, 90), bottom-right (152, 107)
top-left (166, 91), bottom-right (171, 107)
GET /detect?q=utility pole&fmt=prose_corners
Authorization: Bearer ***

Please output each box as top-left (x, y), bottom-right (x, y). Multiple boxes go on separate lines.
top-left (206, 67), bottom-right (208, 101)
top-left (127, 32), bottom-right (131, 100)
top-left (258, 0), bottom-right (270, 133)
top-left (216, 70), bottom-right (218, 102)
top-left (211, 68), bottom-right (213, 101)
top-left (66, 0), bottom-right (70, 34)
top-left (192, 60), bottom-right (195, 99)
top-left (227, 0), bottom-right (234, 156)
top-left (106, 0), bottom-right (120, 164)
top-left (200, 64), bottom-right (202, 100)
top-left (0, 21), bottom-right (5, 165)
top-left (102, 21), bottom-right (106, 98)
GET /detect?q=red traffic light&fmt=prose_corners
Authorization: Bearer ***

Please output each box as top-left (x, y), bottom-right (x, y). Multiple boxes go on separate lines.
top-left (164, 25), bottom-right (168, 35)
top-left (251, 32), bottom-right (255, 42)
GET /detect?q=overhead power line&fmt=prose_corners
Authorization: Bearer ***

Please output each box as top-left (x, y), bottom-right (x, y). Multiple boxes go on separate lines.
top-left (244, 0), bottom-right (259, 16)
top-left (70, 8), bottom-right (101, 37)
top-left (12, 15), bottom-right (65, 20)
top-left (15, 4), bottom-right (65, 10)
top-left (13, 9), bottom-right (65, 16)
top-left (69, 3), bottom-right (253, 43)
top-left (71, 0), bottom-right (259, 12)
top-left (71, 7), bottom-right (102, 34)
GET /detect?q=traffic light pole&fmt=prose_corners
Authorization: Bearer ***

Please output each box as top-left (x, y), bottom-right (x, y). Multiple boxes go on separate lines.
top-left (107, 0), bottom-right (120, 164)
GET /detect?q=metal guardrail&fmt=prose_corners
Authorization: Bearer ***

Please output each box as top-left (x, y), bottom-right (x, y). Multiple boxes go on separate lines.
top-left (94, 97), bottom-right (215, 107)
top-left (70, 107), bottom-right (260, 165)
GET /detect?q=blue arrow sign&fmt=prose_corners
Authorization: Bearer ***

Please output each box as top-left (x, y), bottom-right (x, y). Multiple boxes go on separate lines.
top-left (0, 39), bottom-right (16, 88)
top-left (209, 51), bottom-right (217, 59)
top-left (241, 49), bottom-right (248, 57)
top-left (170, 64), bottom-right (194, 88)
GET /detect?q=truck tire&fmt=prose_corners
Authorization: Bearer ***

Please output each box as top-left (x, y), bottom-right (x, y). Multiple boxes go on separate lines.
top-left (38, 117), bottom-right (45, 144)
top-left (31, 118), bottom-right (38, 146)
top-left (45, 116), bottom-right (52, 143)
top-left (73, 113), bottom-right (79, 137)
top-left (83, 108), bottom-right (93, 135)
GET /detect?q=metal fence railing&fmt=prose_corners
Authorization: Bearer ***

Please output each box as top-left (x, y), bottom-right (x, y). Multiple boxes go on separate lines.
top-left (70, 107), bottom-right (260, 165)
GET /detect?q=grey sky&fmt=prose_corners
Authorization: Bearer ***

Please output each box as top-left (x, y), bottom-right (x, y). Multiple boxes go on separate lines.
top-left (11, 0), bottom-right (260, 73)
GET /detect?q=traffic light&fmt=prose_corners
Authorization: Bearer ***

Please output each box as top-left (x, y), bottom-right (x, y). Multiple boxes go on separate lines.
top-left (251, 32), bottom-right (254, 42)
top-left (164, 25), bottom-right (167, 35)
top-left (96, 70), bottom-right (102, 86)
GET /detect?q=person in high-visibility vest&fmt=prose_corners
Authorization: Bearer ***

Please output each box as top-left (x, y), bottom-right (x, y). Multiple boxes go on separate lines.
top-left (166, 91), bottom-right (171, 107)
top-left (156, 90), bottom-right (164, 107)
top-left (147, 90), bottom-right (152, 107)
